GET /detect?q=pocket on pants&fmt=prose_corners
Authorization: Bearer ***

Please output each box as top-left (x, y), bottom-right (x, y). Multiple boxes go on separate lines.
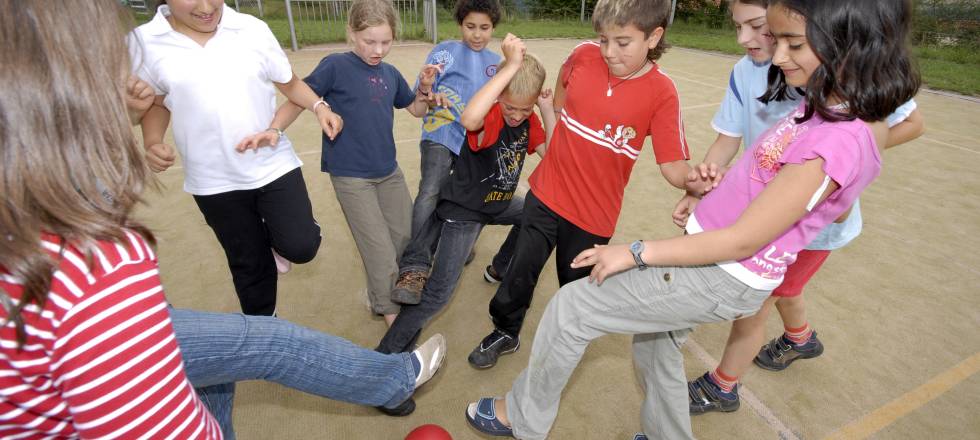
top-left (710, 302), bottom-right (751, 322)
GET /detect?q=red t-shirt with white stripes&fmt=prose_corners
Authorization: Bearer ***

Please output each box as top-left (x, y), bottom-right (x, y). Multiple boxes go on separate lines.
top-left (529, 41), bottom-right (690, 237)
top-left (0, 232), bottom-right (221, 439)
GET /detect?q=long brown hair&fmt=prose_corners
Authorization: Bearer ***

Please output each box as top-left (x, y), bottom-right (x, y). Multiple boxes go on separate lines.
top-left (0, 0), bottom-right (154, 346)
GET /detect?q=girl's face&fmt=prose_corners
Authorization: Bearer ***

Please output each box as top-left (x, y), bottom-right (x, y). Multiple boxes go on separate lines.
top-left (597, 24), bottom-right (662, 77)
top-left (460, 12), bottom-right (494, 51)
top-left (166, 0), bottom-right (223, 37)
top-left (351, 24), bottom-right (394, 66)
top-left (731, 2), bottom-right (774, 63)
top-left (767, 4), bottom-right (820, 88)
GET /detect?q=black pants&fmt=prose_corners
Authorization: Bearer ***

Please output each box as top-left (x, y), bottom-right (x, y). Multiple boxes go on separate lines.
top-left (488, 190), bottom-right (609, 336)
top-left (193, 167), bottom-right (321, 315)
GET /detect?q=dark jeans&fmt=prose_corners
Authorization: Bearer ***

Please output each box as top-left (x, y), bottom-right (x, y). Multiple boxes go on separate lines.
top-left (411, 140), bottom-right (455, 239)
top-left (377, 196), bottom-right (524, 354)
top-left (488, 190), bottom-right (610, 336)
top-left (193, 167), bottom-right (321, 315)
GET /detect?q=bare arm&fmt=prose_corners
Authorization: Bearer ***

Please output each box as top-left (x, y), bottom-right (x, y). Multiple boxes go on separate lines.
top-left (659, 160), bottom-right (692, 190)
top-left (460, 33), bottom-right (526, 131)
top-left (140, 96), bottom-right (177, 173)
top-left (536, 89), bottom-right (556, 158)
top-left (885, 108), bottom-right (924, 148)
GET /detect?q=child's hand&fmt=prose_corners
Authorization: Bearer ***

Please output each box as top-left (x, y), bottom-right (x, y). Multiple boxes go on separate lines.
top-left (500, 33), bottom-right (526, 64)
top-left (685, 162), bottom-right (726, 195)
top-left (426, 92), bottom-right (451, 108)
top-left (125, 76), bottom-right (154, 121)
top-left (672, 193), bottom-right (701, 229)
top-left (236, 130), bottom-right (280, 153)
top-left (418, 63), bottom-right (443, 90)
top-left (536, 88), bottom-right (554, 110)
top-left (146, 143), bottom-right (176, 172)
top-left (316, 107), bottom-right (343, 140)
top-left (571, 243), bottom-right (636, 285)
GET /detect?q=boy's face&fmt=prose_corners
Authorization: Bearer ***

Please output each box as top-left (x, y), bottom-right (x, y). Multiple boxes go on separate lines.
top-left (732, 2), bottom-right (775, 63)
top-left (597, 24), bottom-right (663, 77)
top-left (460, 12), bottom-right (494, 51)
top-left (498, 92), bottom-right (538, 127)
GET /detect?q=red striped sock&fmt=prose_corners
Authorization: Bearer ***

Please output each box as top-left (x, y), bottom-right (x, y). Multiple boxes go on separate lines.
top-left (708, 368), bottom-right (738, 394)
top-left (784, 323), bottom-right (813, 346)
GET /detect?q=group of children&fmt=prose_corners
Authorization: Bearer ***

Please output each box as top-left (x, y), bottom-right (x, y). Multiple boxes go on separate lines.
top-left (0, 0), bottom-right (925, 438)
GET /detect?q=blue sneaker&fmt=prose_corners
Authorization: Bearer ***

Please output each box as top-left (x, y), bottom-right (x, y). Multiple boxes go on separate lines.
top-left (754, 331), bottom-right (824, 371)
top-left (689, 372), bottom-right (740, 414)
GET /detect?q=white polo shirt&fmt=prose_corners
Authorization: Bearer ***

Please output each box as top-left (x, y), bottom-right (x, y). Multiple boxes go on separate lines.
top-left (130, 5), bottom-right (302, 195)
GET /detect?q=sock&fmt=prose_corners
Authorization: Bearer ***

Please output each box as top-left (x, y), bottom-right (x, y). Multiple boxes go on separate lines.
top-left (708, 369), bottom-right (738, 394)
top-left (784, 323), bottom-right (813, 346)
top-left (410, 351), bottom-right (422, 383)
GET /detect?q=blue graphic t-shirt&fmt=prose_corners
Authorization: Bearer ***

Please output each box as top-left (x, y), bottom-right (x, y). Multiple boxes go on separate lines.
top-left (419, 41), bottom-right (500, 155)
top-left (304, 52), bottom-right (415, 178)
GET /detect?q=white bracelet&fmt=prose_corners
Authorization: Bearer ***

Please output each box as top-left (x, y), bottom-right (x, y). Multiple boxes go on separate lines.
top-left (312, 99), bottom-right (330, 113)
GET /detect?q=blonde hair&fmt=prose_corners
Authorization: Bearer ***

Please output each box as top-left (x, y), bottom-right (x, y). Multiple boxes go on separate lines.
top-left (348, 0), bottom-right (400, 40)
top-left (0, 0), bottom-right (153, 346)
top-left (592, 0), bottom-right (673, 60)
top-left (500, 52), bottom-right (546, 99)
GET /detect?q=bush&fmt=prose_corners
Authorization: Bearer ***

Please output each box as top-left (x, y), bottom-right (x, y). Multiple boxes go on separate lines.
top-left (913, 0), bottom-right (980, 48)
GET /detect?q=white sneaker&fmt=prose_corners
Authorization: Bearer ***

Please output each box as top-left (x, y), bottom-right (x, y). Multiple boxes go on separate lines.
top-left (412, 333), bottom-right (446, 389)
top-left (272, 249), bottom-right (291, 274)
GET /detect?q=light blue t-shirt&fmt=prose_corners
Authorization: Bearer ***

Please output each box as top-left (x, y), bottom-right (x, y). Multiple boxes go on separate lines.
top-left (418, 41), bottom-right (500, 154)
top-left (712, 55), bottom-right (918, 251)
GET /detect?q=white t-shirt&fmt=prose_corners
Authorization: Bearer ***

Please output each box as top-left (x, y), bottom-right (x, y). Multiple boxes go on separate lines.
top-left (131, 5), bottom-right (302, 195)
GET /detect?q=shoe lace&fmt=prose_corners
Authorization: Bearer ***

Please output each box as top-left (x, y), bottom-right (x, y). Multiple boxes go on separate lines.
top-left (481, 329), bottom-right (510, 350)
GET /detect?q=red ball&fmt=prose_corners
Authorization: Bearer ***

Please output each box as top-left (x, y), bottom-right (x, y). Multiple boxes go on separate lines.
top-left (405, 424), bottom-right (453, 440)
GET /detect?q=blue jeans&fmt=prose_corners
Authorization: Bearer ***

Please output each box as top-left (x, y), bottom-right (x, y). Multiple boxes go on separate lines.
top-left (377, 196), bottom-right (524, 354)
top-left (170, 308), bottom-right (416, 439)
top-left (411, 140), bottom-right (455, 239)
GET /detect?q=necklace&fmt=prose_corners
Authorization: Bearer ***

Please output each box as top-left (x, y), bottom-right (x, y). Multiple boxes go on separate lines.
top-left (607, 60), bottom-right (649, 97)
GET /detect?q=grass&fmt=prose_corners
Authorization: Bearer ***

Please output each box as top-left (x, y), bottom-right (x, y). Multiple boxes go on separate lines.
top-left (130, 7), bottom-right (979, 96)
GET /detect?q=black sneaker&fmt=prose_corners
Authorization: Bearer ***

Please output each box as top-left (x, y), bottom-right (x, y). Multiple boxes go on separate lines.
top-left (468, 329), bottom-right (519, 369)
top-left (689, 372), bottom-right (740, 415)
top-left (391, 270), bottom-right (428, 305)
top-left (754, 332), bottom-right (824, 371)
top-left (376, 397), bottom-right (415, 416)
top-left (483, 265), bottom-right (503, 284)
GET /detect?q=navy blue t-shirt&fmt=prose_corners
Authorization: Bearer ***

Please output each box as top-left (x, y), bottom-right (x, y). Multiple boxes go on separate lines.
top-left (304, 52), bottom-right (415, 178)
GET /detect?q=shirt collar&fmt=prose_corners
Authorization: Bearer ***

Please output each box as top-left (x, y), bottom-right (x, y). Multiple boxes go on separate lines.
top-left (144, 4), bottom-right (245, 37)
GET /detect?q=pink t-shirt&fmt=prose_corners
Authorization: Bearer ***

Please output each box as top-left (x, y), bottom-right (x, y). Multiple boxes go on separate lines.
top-left (687, 103), bottom-right (881, 290)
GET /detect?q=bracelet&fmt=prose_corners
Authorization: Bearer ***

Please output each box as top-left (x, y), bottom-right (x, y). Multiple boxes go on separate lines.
top-left (312, 99), bottom-right (330, 113)
top-left (266, 127), bottom-right (284, 139)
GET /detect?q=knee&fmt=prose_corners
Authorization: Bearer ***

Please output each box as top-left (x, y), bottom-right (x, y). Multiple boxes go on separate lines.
top-left (276, 231), bottom-right (321, 264)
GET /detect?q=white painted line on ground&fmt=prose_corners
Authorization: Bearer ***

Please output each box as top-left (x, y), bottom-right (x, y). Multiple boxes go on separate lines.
top-left (686, 338), bottom-right (803, 440)
top-left (919, 136), bottom-right (979, 155)
top-left (682, 102), bottom-right (723, 111)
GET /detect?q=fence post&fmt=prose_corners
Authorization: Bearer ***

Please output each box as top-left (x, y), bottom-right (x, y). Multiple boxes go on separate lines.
top-left (581, 0), bottom-right (585, 22)
top-left (234, 0), bottom-right (240, 10)
top-left (431, 0), bottom-right (438, 44)
top-left (669, 0), bottom-right (676, 24)
top-left (257, 0), bottom-right (264, 17)
top-left (284, 0), bottom-right (299, 52)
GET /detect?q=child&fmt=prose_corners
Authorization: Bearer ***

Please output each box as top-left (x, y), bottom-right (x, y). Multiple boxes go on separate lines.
top-left (377, 34), bottom-right (554, 355)
top-left (464, 0), bottom-right (920, 437)
top-left (245, 0), bottom-right (441, 326)
top-left (467, 0), bottom-right (693, 369)
top-left (132, 0), bottom-right (330, 316)
top-left (679, 0), bottom-right (924, 415)
top-left (392, 0), bottom-right (506, 303)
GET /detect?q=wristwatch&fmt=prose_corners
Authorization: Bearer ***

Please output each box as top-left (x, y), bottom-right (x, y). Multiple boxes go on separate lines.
top-left (630, 240), bottom-right (648, 270)
top-left (266, 127), bottom-right (285, 139)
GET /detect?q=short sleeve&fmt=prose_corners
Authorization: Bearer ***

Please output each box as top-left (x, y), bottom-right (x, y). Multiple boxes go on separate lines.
top-left (711, 70), bottom-right (745, 138)
top-left (304, 57), bottom-right (335, 98)
top-left (254, 22), bottom-right (292, 84)
top-left (648, 79), bottom-right (691, 164)
top-left (885, 99), bottom-right (917, 128)
top-left (780, 125), bottom-right (867, 189)
top-left (559, 42), bottom-right (592, 88)
top-left (393, 69), bottom-right (416, 109)
top-left (527, 113), bottom-right (546, 154)
top-left (467, 105), bottom-right (504, 151)
top-left (127, 32), bottom-right (165, 95)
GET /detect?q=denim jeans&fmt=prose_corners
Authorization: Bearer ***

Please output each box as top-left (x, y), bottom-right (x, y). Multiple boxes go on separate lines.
top-left (411, 140), bottom-right (455, 239)
top-left (170, 308), bottom-right (416, 439)
top-left (377, 196), bottom-right (523, 354)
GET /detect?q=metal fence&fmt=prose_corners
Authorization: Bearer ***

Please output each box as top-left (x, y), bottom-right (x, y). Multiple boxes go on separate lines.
top-left (283, 0), bottom-right (432, 50)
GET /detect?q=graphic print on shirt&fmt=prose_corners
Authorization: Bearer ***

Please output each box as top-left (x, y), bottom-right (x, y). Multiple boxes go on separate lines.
top-left (560, 109), bottom-right (641, 160)
top-left (431, 50), bottom-right (454, 70)
top-left (751, 245), bottom-right (798, 279)
top-left (482, 130), bottom-right (528, 202)
top-left (367, 75), bottom-right (389, 103)
top-left (753, 108), bottom-right (808, 183)
top-left (423, 86), bottom-right (465, 132)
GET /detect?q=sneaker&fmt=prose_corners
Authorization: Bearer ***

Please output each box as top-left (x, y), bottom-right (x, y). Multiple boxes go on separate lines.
top-left (688, 372), bottom-right (740, 415)
top-left (468, 329), bottom-right (519, 369)
top-left (483, 265), bottom-right (503, 284)
top-left (412, 334), bottom-right (447, 389)
top-left (377, 397), bottom-right (415, 417)
top-left (272, 249), bottom-right (291, 274)
top-left (391, 270), bottom-right (428, 305)
top-left (754, 331), bottom-right (824, 371)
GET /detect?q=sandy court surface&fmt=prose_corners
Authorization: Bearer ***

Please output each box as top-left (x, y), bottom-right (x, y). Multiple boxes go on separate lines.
top-left (137, 38), bottom-right (980, 439)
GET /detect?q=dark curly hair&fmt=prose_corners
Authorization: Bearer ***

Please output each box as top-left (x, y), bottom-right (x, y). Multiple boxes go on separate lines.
top-left (761, 0), bottom-right (920, 123)
top-left (454, 0), bottom-right (502, 26)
